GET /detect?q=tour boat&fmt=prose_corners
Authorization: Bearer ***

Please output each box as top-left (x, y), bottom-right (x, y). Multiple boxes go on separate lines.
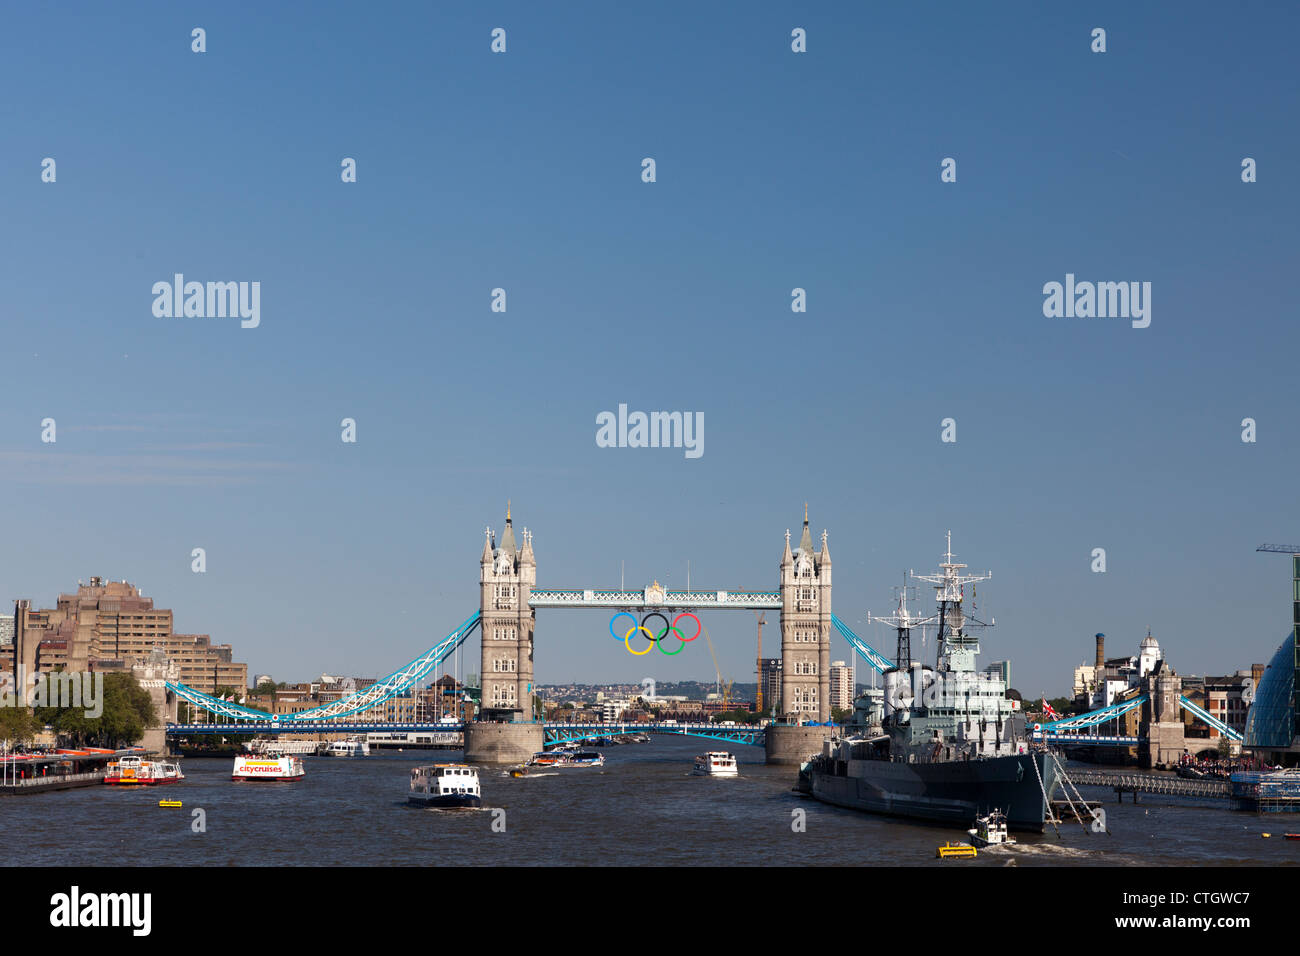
top-left (232, 754), bottom-right (305, 782)
top-left (322, 736), bottom-right (370, 757)
top-left (692, 752), bottom-right (739, 777)
top-left (967, 809), bottom-right (1017, 847)
top-left (528, 748), bottom-right (604, 768)
top-left (409, 764), bottom-right (482, 808)
top-left (245, 738), bottom-right (318, 755)
top-left (104, 756), bottom-right (185, 786)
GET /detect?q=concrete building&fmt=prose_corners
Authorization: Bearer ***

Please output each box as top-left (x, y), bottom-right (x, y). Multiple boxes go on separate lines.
top-left (779, 507), bottom-right (831, 722)
top-left (10, 579), bottom-right (247, 694)
top-left (829, 660), bottom-right (855, 712)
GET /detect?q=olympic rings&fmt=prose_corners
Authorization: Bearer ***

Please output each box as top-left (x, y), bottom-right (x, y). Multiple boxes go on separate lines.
top-left (607, 611), bottom-right (705, 656)
top-left (624, 626), bottom-right (655, 656)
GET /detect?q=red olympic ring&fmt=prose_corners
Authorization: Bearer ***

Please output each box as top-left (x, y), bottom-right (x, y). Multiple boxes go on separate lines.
top-left (672, 612), bottom-right (701, 642)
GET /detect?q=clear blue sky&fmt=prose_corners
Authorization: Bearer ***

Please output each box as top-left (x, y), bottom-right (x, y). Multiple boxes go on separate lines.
top-left (2, 2), bottom-right (1298, 696)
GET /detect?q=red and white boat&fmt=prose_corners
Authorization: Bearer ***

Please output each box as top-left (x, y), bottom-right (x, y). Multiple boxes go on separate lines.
top-left (104, 755), bottom-right (185, 786)
top-left (232, 754), bottom-right (305, 782)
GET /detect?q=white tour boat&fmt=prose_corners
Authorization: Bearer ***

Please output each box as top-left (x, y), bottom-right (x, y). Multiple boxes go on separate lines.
top-left (232, 754), bottom-right (306, 782)
top-left (245, 738), bottom-right (318, 755)
top-left (692, 752), bottom-right (739, 777)
top-left (528, 747), bottom-right (604, 768)
top-left (409, 764), bottom-right (482, 808)
top-left (104, 755), bottom-right (185, 786)
top-left (322, 736), bottom-right (370, 757)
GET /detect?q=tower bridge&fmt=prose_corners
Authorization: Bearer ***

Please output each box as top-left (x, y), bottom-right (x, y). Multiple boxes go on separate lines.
top-left (166, 505), bottom-right (883, 765)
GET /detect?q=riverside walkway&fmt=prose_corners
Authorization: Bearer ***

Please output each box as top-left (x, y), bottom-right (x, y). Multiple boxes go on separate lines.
top-left (1069, 769), bottom-right (1229, 801)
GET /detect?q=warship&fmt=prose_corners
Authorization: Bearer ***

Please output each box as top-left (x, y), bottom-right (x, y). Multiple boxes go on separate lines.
top-left (803, 534), bottom-right (1061, 832)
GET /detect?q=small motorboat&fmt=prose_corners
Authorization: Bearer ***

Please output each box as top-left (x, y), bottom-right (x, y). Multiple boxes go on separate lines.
top-left (968, 809), bottom-right (1016, 848)
top-left (1284, 833), bottom-right (1300, 841)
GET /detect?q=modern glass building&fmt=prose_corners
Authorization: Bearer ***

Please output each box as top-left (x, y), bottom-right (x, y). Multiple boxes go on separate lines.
top-left (1244, 630), bottom-right (1296, 750)
top-left (1242, 554), bottom-right (1300, 762)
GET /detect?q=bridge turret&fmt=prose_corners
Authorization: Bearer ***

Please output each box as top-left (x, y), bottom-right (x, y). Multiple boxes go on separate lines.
top-left (780, 506), bottom-right (832, 723)
top-left (479, 504), bottom-right (536, 723)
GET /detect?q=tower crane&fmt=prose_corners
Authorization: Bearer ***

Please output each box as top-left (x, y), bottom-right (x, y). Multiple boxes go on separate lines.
top-left (701, 623), bottom-right (733, 707)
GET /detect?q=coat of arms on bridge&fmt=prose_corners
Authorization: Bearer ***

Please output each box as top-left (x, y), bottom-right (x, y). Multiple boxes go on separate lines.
top-left (644, 581), bottom-right (666, 605)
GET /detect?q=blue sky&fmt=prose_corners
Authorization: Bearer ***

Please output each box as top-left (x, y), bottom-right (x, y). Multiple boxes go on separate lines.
top-left (2, 2), bottom-right (1298, 696)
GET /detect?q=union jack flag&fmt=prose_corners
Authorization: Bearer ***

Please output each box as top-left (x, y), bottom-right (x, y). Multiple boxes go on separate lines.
top-left (1041, 698), bottom-right (1061, 720)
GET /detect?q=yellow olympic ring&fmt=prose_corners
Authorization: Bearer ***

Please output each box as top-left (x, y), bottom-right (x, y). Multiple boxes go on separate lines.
top-left (624, 625), bottom-right (655, 656)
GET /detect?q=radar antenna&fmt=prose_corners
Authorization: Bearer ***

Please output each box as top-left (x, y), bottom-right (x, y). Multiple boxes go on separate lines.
top-left (867, 572), bottom-right (936, 672)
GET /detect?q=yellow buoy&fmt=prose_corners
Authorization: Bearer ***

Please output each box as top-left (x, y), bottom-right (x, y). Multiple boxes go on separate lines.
top-left (158, 800), bottom-right (183, 808)
top-left (1262, 833), bottom-right (1271, 838)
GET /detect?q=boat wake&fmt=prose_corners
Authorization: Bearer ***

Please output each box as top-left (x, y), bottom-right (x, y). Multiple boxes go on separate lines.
top-left (1001, 842), bottom-right (1097, 859)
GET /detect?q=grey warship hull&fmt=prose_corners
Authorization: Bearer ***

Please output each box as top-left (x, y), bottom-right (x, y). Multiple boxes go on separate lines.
top-left (807, 750), bottom-right (1060, 832)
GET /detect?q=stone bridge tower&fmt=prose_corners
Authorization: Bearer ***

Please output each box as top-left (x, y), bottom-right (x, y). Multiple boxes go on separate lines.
top-left (1138, 662), bottom-right (1185, 769)
top-left (779, 506), bottom-right (831, 723)
top-left (478, 503), bottom-right (536, 719)
top-left (466, 504), bottom-right (544, 764)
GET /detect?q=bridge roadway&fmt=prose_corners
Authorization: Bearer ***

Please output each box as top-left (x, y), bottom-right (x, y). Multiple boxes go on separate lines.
top-left (166, 720), bottom-right (775, 747)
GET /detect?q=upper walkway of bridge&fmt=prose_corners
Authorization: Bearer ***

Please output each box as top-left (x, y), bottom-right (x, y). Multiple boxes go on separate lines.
top-left (528, 587), bottom-right (781, 610)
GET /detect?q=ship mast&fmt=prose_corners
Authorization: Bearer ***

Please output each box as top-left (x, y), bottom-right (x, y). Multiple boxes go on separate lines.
top-left (867, 572), bottom-right (936, 672)
top-left (910, 531), bottom-right (992, 667)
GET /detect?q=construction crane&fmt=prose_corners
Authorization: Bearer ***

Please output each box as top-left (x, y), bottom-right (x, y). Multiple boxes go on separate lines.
top-left (701, 623), bottom-right (734, 707)
top-left (753, 611), bottom-right (766, 713)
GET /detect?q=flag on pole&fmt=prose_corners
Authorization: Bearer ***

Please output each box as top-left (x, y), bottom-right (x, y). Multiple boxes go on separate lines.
top-left (1041, 698), bottom-right (1060, 720)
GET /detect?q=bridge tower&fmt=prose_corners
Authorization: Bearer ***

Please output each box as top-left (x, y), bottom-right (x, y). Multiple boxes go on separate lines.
top-left (478, 503), bottom-right (536, 718)
top-left (465, 503), bottom-right (544, 764)
top-left (778, 506), bottom-right (832, 723)
top-left (1138, 662), bottom-right (1185, 770)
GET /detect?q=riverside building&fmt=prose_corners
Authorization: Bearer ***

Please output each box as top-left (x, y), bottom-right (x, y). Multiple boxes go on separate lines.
top-left (9, 577), bottom-right (247, 694)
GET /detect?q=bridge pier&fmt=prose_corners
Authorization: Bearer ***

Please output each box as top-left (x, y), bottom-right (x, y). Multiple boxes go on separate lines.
top-left (464, 722), bottom-right (544, 765)
top-left (765, 725), bottom-right (828, 766)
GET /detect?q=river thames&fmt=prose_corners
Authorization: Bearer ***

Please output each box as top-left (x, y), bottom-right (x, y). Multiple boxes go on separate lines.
top-left (7, 739), bottom-right (1292, 867)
